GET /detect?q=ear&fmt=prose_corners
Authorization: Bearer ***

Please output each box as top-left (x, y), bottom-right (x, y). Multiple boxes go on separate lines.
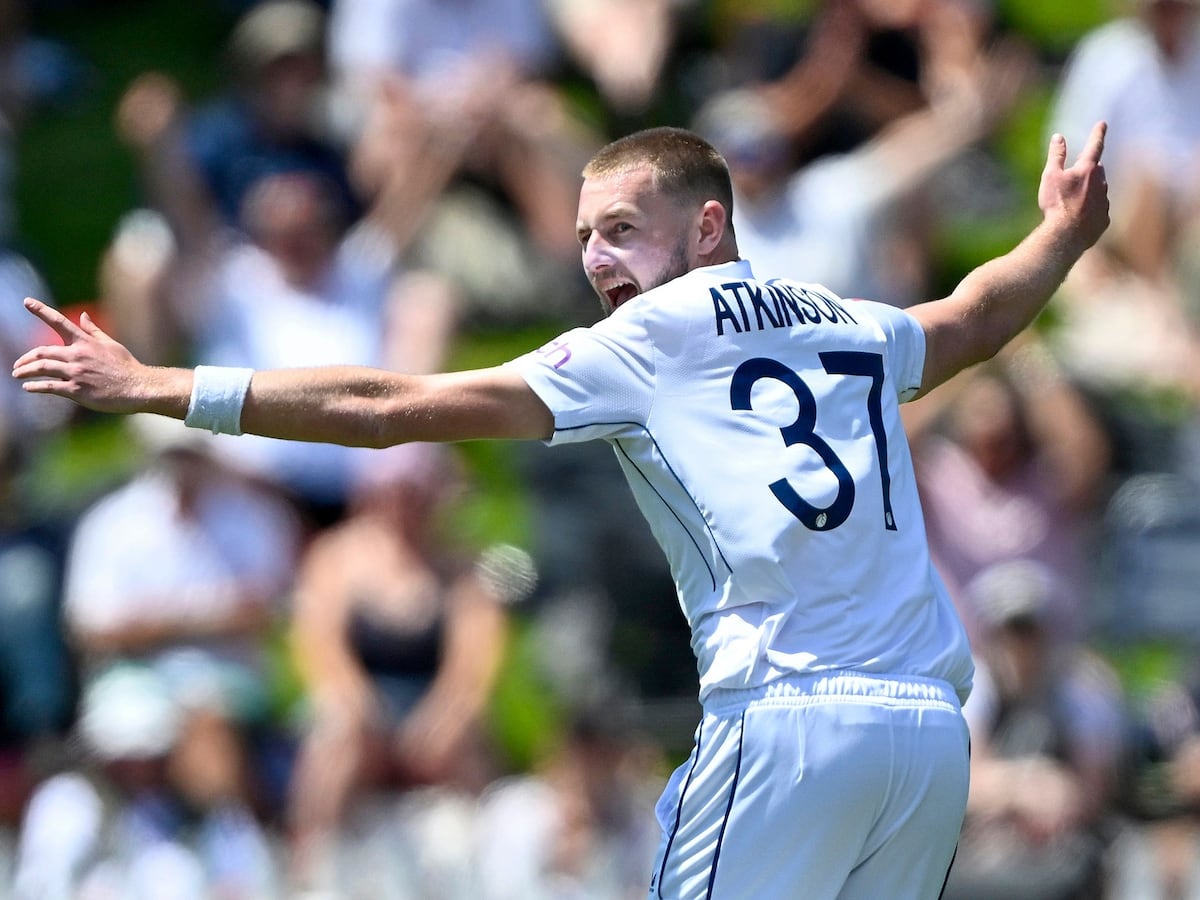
top-left (696, 199), bottom-right (728, 256)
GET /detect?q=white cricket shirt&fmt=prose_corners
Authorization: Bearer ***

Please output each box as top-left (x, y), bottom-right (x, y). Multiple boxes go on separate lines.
top-left (510, 259), bottom-right (974, 703)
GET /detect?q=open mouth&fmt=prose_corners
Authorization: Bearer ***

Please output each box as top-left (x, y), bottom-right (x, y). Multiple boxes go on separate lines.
top-left (604, 281), bottom-right (639, 309)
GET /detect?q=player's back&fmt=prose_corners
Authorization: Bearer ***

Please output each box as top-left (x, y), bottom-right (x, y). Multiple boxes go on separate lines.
top-left (611, 260), bottom-right (973, 700)
top-left (512, 258), bottom-right (973, 701)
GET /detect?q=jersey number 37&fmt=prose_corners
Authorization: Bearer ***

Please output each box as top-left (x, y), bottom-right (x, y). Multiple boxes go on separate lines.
top-left (731, 352), bottom-right (897, 533)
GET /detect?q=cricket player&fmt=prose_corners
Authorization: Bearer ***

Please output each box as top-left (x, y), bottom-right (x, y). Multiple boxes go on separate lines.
top-left (13, 121), bottom-right (1109, 899)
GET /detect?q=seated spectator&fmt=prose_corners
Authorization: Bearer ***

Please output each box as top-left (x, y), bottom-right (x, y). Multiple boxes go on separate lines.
top-left (1046, 245), bottom-right (1200, 478)
top-left (0, 405), bottom-right (74, 836)
top-left (942, 560), bottom-right (1129, 900)
top-left (903, 343), bottom-right (1113, 646)
top-left (472, 701), bottom-right (664, 900)
top-left (13, 664), bottom-right (276, 899)
top-left (60, 415), bottom-right (303, 856)
top-left (98, 166), bottom-right (462, 526)
top-left (285, 442), bottom-right (510, 894)
top-left (107, 17), bottom-right (466, 521)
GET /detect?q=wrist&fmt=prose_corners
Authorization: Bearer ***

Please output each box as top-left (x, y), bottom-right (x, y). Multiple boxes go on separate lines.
top-left (184, 365), bottom-right (254, 434)
top-left (1029, 216), bottom-right (1091, 275)
top-left (1039, 197), bottom-right (1107, 260)
top-left (113, 365), bottom-right (193, 418)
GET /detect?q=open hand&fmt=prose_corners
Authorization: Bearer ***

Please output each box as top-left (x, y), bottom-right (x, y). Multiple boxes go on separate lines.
top-left (1039, 120), bottom-right (1110, 254)
top-left (11, 298), bottom-right (181, 416)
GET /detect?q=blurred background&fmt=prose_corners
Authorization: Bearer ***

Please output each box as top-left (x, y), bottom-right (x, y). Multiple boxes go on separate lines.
top-left (0, 0), bottom-right (1199, 897)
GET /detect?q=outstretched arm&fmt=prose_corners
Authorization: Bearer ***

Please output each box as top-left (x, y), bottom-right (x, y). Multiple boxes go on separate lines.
top-left (11, 299), bottom-right (554, 445)
top-left (907, 121), bottom-right (1110, 398)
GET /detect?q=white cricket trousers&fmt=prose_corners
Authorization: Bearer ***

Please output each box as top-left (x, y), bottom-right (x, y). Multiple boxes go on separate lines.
top-left (648, 672), bottom-right (970, 900)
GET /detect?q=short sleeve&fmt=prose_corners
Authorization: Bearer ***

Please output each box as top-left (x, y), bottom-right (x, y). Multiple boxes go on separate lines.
top-left (848, 299), bottom-right (926, 401)
top-left (506, 316), bottom-right (655, 445)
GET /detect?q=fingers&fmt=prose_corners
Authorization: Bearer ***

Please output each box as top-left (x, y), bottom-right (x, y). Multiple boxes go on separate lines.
top-left (78, 310), bottom-right (113, 341)
top-left (1077, 120), bottom-right (1107, 166)
top-left (12, 352), bottom-right (74, 400)
top-left (18, 377), bottom-right (70, 397)
top-left (1045, 133), bottom-right (1067, 174)
top-left (12, 346), bottom-right (69, 378)
top-left (22, 297), bottom-right (86, 344)
top-left (1043, 121), bottom-right (1107, 178)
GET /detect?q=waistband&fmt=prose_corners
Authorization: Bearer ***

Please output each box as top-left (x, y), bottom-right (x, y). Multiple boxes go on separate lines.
top-left (702, 671), bottom-right (962, 716)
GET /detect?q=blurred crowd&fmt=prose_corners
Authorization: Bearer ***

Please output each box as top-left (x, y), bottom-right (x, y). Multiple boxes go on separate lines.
top-left (0, 0), bottom-right (1198, 897)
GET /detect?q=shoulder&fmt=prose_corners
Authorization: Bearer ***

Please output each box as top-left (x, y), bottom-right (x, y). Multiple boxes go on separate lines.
top-left (305, 517), bottom-right (379, 566)
top-left (1061, 18), bottom-right (1156, 79)
top-left (840, 296), bottom-right (922, 338)
top-left (1074, 17), bottom-right (1153, 54)
top-left (184, 99), bottom-right (252, 154)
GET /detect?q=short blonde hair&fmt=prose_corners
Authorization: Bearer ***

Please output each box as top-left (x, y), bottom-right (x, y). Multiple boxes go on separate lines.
top-left (583, 127), bottom-right (736, 222)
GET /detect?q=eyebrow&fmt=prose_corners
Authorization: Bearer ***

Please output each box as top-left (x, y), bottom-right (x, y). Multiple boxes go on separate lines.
top-left (577, 201), bottom-right (642, 233)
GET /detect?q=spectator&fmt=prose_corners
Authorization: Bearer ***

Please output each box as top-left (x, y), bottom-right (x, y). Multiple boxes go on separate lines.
top-left (942, 559), bottom-right (1128, 900)
top-left (1047, 0), bottom-right (1200, 281)
top-left (12, 664), bottom-right (243, 900)
top-left (473, 702), bottom-right (664, 900)
top-left (693, 0), bottom-right (1030, 309)
top-left (903, 342), bottom-right (1113, 646)
top-left (324, 0), bottom-right (600, 323)
top-left (115, 0), bottom-right (354, 250)
top-left (285, 442), bottom-right (510, 894)
top-left (60, 414), bottom-right (303, 874)
top-left (542, 0), bottom-right (705, 132)
top-left (1045, 241), bottom-right (1200, 478)
top-left (0, 405), bottom-right (74, 841)
top-left (105, 5), bottom-right (467, 524)
top-left (184, 169), bottom-right (461, 526)
top-left (1043, 0), bottom-right (1200, 479)
top-left (104, 0), bottom-right (359, 366)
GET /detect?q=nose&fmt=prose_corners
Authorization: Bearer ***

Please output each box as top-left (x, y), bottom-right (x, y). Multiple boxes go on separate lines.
top-left (582, 232), bottom-right (613, 275)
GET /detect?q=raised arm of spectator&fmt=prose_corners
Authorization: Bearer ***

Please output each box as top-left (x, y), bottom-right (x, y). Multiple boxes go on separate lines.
top-left (908, 121), bottom-right (1110, 398)
top-left (114, 72), bottom-right (224, 254)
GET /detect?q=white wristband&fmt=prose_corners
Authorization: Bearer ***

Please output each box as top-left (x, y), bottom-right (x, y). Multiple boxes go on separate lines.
top-left (184, 366), bottom-right (254, 435)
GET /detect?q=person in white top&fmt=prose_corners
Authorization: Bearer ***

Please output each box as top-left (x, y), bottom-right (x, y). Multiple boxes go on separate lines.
top-left (1047, 0), bottom-right (1200, 279)
top-left (13, 121), bottom-right (1110, 899)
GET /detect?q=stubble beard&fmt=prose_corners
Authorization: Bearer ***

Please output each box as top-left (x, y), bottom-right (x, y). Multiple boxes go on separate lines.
top-left (595, 238), bottom-right (692, 317)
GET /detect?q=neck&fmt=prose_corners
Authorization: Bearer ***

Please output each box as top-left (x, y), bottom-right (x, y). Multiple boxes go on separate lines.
top-left (699, 242), bottom-right (740, 269)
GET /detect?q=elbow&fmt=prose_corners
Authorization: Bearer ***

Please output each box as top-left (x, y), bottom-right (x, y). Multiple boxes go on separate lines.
top-left (343, 375), bottom-right (424, 448)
